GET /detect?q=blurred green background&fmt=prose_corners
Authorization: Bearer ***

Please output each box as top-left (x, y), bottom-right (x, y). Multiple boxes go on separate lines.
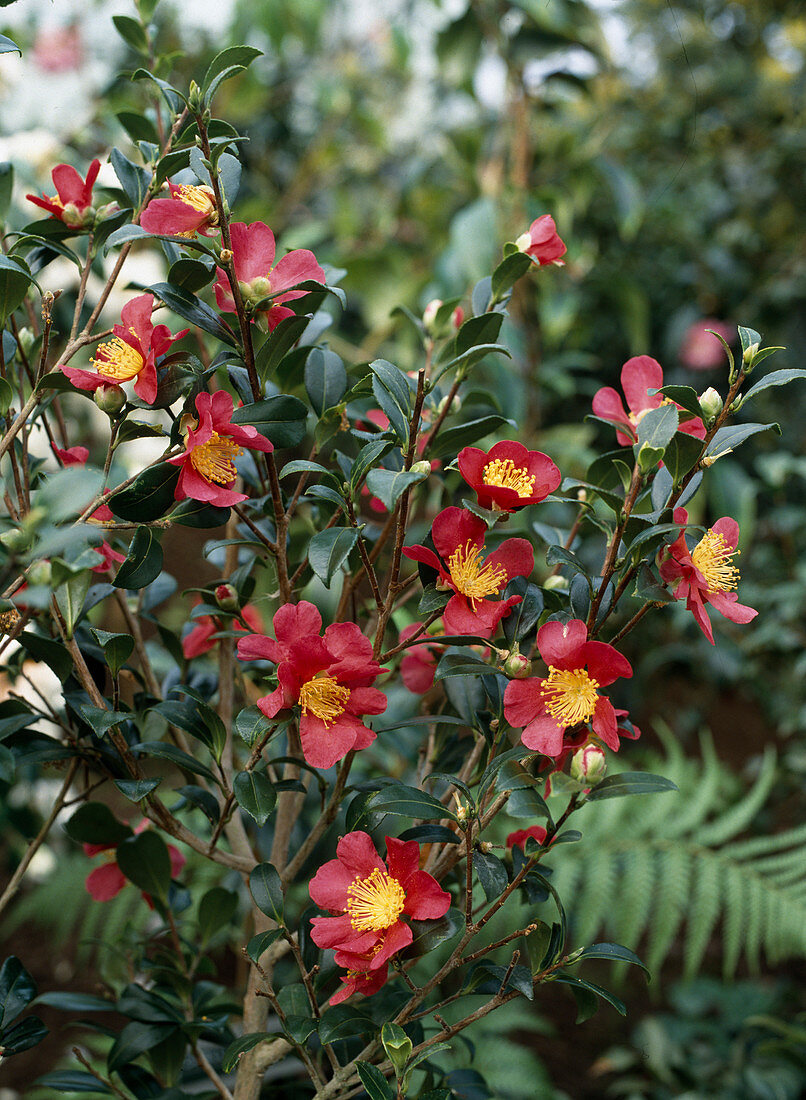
top-left (2, 0), bottom-right (805, 1095)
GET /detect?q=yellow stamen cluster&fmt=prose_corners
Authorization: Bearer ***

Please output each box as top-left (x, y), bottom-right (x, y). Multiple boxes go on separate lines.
top-left (175, 185), bottom-right (218, 236)
top-left (0, 609), bottom-right (21, 634)
top-left (91, 336), bottom-right (144, 382)
top-left (540, 666), bottom-right (600, 728)
top-left (691, 529), bottom-right (740, 593)
top-left (447, 541), bottom-right (507, 607)
top-left (347, 868), bottom-right (406, 932)
top-left (190, 432), bottom-right (243, 485)
top-left (482, 457), bottom-right (536, 499)
top-left (298, 674), bottom-right (351, 726)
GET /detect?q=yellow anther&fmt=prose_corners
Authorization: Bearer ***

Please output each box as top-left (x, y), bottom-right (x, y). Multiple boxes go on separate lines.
top-left (298, 674), bottom-right (350, 725)
top-left (91, 336), bottom-right (144, 383)
top-left (691, 529), bottom-right (740, 593)
top-left (347, 868), bottom-right (406, 932)
top-left (540, 666), bottom-right (600, 727)
top-left (447, 541), bottom-right (507, 608)
top-left (189, 432), bottom-right (243, 485)
top-left (482, 457), bottom-right (536, 499)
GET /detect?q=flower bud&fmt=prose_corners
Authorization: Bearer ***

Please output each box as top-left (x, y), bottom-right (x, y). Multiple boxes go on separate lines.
top-left (94, 384), bottom-right (126, 416)
top-left (27, 559), bottom-right (52, 586)
top-left (62, 202), bottom-right (95, 229)
top-left (542, 574), bottom-right (567, 592)
top-left (422, 298), bottom-right (442, 331)
top-left (451, 306), bottom-right (464, 330)
top-left (577, 488), bottom-right (587, 503)
top-left (215, 583), bottom-right (239, 612)
top-left (570, 743), bottom-right (607, 786)
top-left (188, 79), bottom-right (203, 112)
top-left (742, 342), bottom-right (759, 367)
top-left (16, 327), bottom-right (34, 356)
top-left (410, 459), bottom-right (431, 477)
top-left (219, 248), bottom-right (233, 264)
top-left (478, 840), bottom-right (494, 854)
top-left (515, 231), bottom-right (532, 253)
top-left (453, 792), bottom-right (469, 824)
top-left (502, 649), bottom-right (531, 679)
top-left (94, 202), bottom-right (119, 223)
top-left (0, 528), bottom-right (32, 554)
top-left (437, 393), bottom-right (460, 417)
top-left (698, 386), bottom-right (723, 425)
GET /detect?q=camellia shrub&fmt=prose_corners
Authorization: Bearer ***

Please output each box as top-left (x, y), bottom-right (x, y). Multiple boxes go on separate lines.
top-left (0, 21), bottom-right (804, 1100)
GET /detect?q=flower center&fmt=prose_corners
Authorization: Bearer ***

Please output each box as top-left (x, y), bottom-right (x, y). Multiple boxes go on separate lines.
top-left (347, 867), bottom-right (406, 932)
top-left (691, 528), bottom-right (740, 593)
top-left (540, 666), bottom-right (600, 728)
top-left (298, 674), bottom-right (350, 726)
top-left (189, 432), bottom-right (243, 485)
top-left (177, 184), bottom-right (216, 215)
top-left (91, 335), bottom-right (144, 382)
top-left (446, 540), bottom-right (507, 608)
top-left (482, 457), bottom-right (536, 499)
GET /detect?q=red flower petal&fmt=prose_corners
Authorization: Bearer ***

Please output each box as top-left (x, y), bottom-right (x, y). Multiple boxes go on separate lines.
top-left (536, 619), bottom-right (588, 670)
top-left (621, 355), bottom-right (663, 416)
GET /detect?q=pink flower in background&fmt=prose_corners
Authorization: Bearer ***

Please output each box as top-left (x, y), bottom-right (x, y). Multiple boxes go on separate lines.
top-left (84, 822), bottom-right (185, 905)
top-left (168, 391), bottom-right (273, 507)
top-left (183, 599), bottom-right (264, 660)
top-left (33, 24), bottom-right (83, 72)
top-left (592, 355), bottom-right (706, 446)
top-left (680, 319), bottom-right (733, 370)
top-left (214, 221), bottom-right (325, 331)
top-left (62, 294), bottom-right (187, 405)
top-left (27, 159), bottom-right (100, 229)
top-left (399, 622), bottom-right (441, 694)
top-left (516, 215), bottom-right (567, 266)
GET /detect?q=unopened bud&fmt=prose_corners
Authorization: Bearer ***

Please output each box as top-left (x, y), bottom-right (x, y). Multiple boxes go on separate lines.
top-left (742, 342), bottom-right (759, 366)
top-left (94, 202), bottom-right (119, 223)
top-left (215, 583), bottom-right (239, 612)
top-left (698, 387), bottom-right (723, 425)
top-left (219, 248), bottom-right (233, 264)
top-left (570, 743), bottom-right (607, 786)
top-left (27, 559), bottom-right (52, 586)
top-left (410, 459), bottom-right (431, 477)
top-left (437, 393), bottom-right (460, 417)
top-left (188, 79), bottom-right (203, 111)
top-left (422, 298), bottom-right (442, 331)
top-left (577, 488), bottom-right (587, 503)
top-left (479, 840), bottom-right (494, 854)
top-left (515, 231), bottom-right (532, 253)
top-left (453, 792), bottom-right (469, 824)
top-left (94, 384), bottom-right (126, 416)
top-left (502, 649), bottom-right (531, 679)
top-left (0, 528), bottom-right (31, 554)
top-left (62, 202), bottom-right (95, 229)
top-left (451, 306), bottom-right (464, 330)
top-left (543, 575), bottom-right (567, 591)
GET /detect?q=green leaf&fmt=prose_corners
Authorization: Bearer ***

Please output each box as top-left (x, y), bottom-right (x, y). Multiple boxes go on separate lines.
top-left (91, 629), bottom-right (135, 676)
top-left (741, 368), bottom-right (806, 402)
top-left (574, 942), bottom-right (650, 980)
top-left (114, 777), bottom-right (162, 802)
top-left (491, 250), bottom-right (532, 301)
top-left (505, 786), bottom-right (552, 820)
top-left (202, 45), bottom-right (262, 97)
top-left (246, 928), bottom-right (283, 964)
top-left (350, 438), bottom-right (396, 490)
top-left (54, 569), bottom-right (91, 639)
top-left (0, 957), bottom-right (36, 1029)
top-left (110, 148), bottom-right (151, 208)
top-left (112, 15), bottom-right (149, 52)
top-left (0, 1014), bottom-right (47, 1055)
top-left (249, 862), bottom-right (284, 923)
top-left (230, 394), bottom-right (308, 447)
top-left (368, 783), bottom-right (456, 821)
top-left (0, 255), bottom-right (33, 323)
top-left (148, 281), bottom-right (237, 345)
top-left (34, 1071), bottom-right (112, 1092)
top-left (170, 498), bottom-right (230, 528)
top-left (502, 578), bottom-right (544, 644)
top-left (371, 359), bottom-right (413, 442)
top-left (113, 526), bottom-right (163, 590)
top-left (198, 887), bottom-right (239, 944)
top-left (474, 851), bottom-right (508, 901)
top-left (255, 314), bottom-right (310, 380)
top-left (651, 385), bottom-right (703, 420)
top-left (552, 972), bottom-right (626, 1015)
top-left (132, 741), bottom-right (217, 783)
top-left (305, 348), bottom-right (347, 416)
top-left (222, 1032), bottom-right (273, 1074)
top-left (72, 704), bottom-right (128, 737)
top-left (16, 632), bottom-right (72, 681)
top-left (0, 376), bottom-right (13, 415)
top-left (116, 110), bottom-right (160, 145)
top-left (107, 1021), bottom-right (177, 1072)
top-left (153, 697), bottom-right (226, 762)
top-left (635, 442), bottom-right (664, 474)
top-left (455, 311), bottom-right (504, 355)
top-left (235, 705), bottom-right (274, 746)
top-left (115, 831), bottom-right (172, 907)
top-left (408, 907), bottom-right (463, 954)
top-left (64, 803), bottom-right (132, 846)
top-left (662, 432), bottom-right (704, 485)
top-left (433, 652), bottom-right (492, 681)
top-left (109, 463), bottom-right (180, 522)
top-left (0, 34), bottom-right (21, 57)
top-left (636, 403), bottom-right (678, 451)
top-left (428, 414), bottom-right (515, 459)
top-left (356, 1061), bottom-right (394, 1100)
top-left (0, 161), bottom-right (12, 223)
top-left (585, 771), bottom-right (678, 801)
top-left (738, 325), bottom-right (761, 355)
top-left (309, 527), bottom-right (359, 587)
top-left (705, 421), bottom-right (780, 455)
top-left (365, 467), bottom-right (427, 509)
top-left (233, 770), bottom-right (277, 826)
top-left (132, 69), bottom-right (187, 113)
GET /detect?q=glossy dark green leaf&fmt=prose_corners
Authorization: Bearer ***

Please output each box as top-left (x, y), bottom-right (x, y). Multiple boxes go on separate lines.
top-left (706, 421), bottom-right (780, 456)
top-left (255, 314), bottom-right (310, 380)
top-left (491, 250), bottom-right (532, 301)
top-left (474, 851), bottom-right (508, 901)
top-left (148, 281), bottom-right (237, 345)
top-left (170, 498), bottom-right (230, 528)
top-left (552, 972), bottom-right (626, 1015)
top-left (233, 770), bottom-right (277, 826)
top-left (230, 394), bottom-right (308, 447)
top-left (0, 255), bottom-right (33, 323)
top-left (305, 348), bottom-right (347, 416)
top-left (0, 1015), bottom-right (48, 1054)
top-left (115, 831), bottom-right (172, 907)
top-left (132, 741), bottom-right (217, 783)
top-left (116, 110), bottom-right (160, 144)
top-left (112, 15), bottom-right (148, 52)
top-left (110, 148), bottom-right (151, 208)
top-left (222, 1032), bottom-right (273, 1074)
top-left (371, 359), bottom-right (413, 442)
top-left (249, 862), bottom-right (284, 923)
top-left (636, 403), bottom-right (678, 450)
top-left (91, 628), bottom-right (135, 676)
top-left (16, 631), bottom-right (72, 680)
top-left (368, 783), bottom-right (456, 821)
top-left (741, 368), bottom-right (806, 401)
top-left (574, 942), bottom-right (650, 980)
top-left (355, 1062), bottom-right (394, 1100)
top-left (234, 705), bottom-right (274, 746)
top-left (202, 45), bottom-right (262, 96)
top-left (107, 1021), bottom-right (177, 1072)
top-left (502, 577), bottom-right (544, 643)
top-left (652, 385), bottom-right (703, 419)
top-left (408, 907), bottom-right (464, 955)
top-left (246, 928), bottom-right (283, 964)
top-left (64, 803), bottom-right (132, 846)
top-left (428, 415), bottom-right (514, 459)
top-left (0, 957), bottom-right (36, 1029)
top-left (109, 463), bottom-right (179, 522)
top-left (433, 652), bottom-right (492, 681)
top-left (114, 777), bottom-right (162, 802)
top-left (113, 526), bottom-right (163, 590)
top-left (365, 467), bottom-right (427, 509)
top-left (585, 771), bottom-right (678, 800)
top-left (34, 1071), bottom-right (111, 1092)
top-left (350, 438), bottom-right (396, 490)
top-left (309, 527), bottom-right (358, 587)
top-left (198, 887), bottom-right (239, 944)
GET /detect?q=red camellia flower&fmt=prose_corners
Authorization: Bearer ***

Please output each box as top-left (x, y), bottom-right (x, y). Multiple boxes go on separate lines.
top-left (237, 601), bottom-right (387, 769)
top-left (592, 355), bottom-right (706, 446)
top-left (503, 619), bottom-right (633, 757)
top-left (309, 831), bottom-right (450, 979)
top-left (84, 822), bottom-right (185, 905)
top-left (213, 221), bottom-right (325, 331)
top-left (399, 622), bottom-right (441, 694)
top-left (515, 215), bottom-right (567, 266)
top-left (506, 825), bottom-right (547, 851)
top-left (329, 959), bottom-right (389, 1006)
top-left (27, 159), bottom-right (100, 229)
top-left (403, 507), bottom-right (533, 637)
top-left (458, 440), bottom-right (560, 513)
top-left (659, 508), bottom-right (757, 644)
top-left (183, 598), bottom-right (264, 660)
top-left (168, 391), bottom-right (273, 507)
top-left (62, 293), bottom-right (187, 405)
top-left (141, 181), bottom-right (219, 238)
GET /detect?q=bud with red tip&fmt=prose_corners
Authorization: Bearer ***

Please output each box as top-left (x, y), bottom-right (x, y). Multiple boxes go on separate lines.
top-left (94, 384), bottom-right (126, 416)
top-left (570, 743), bottom-right (607, 786)
top-left (215, 583), bottom-right (240, 612)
